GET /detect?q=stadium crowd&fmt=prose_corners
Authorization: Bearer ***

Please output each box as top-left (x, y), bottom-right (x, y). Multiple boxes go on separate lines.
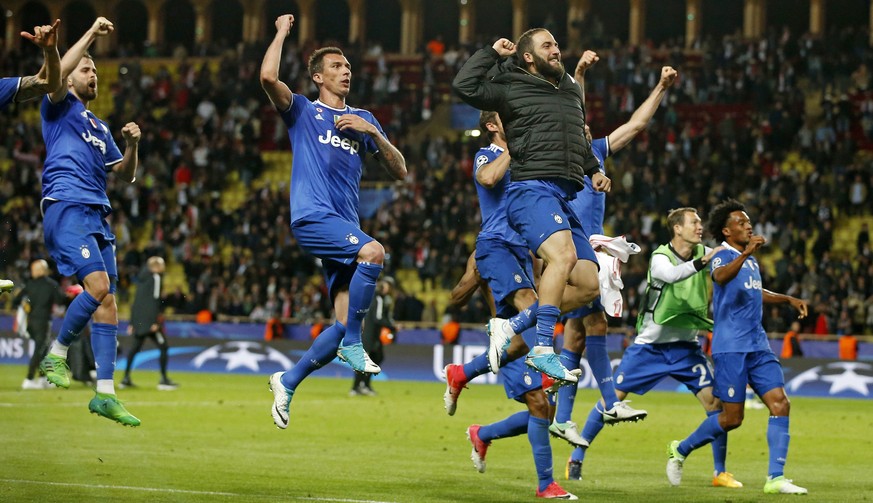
top-left (1, 27), bottom-right (871, 336)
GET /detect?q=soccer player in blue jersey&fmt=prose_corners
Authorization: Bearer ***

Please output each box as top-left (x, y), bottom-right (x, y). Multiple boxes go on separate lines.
top-left (568, 208), bottom-right (742, 489)
top-left (37, 17), bottom-right (143, 427)
top-left (0, 16), bottom-right (64, 295)
top-left (554, 62), bottom-right (679, 469)
top-left (454, 31), bottom-right (608, 385)
top-left (665, 199), bottom-right (809, 495)
top-left (261, 14), bottom-right (407, 430)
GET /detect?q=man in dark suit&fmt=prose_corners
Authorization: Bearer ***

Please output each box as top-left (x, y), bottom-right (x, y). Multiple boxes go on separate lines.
top-left (122, 257), bottom-right (178, 390)
top-left (13, 260), bottom-right (65, 390)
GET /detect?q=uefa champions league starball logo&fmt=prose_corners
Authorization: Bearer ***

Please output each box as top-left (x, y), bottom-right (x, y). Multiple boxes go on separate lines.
top-left (346, 233), bottom-right (359, 244)
top-left (191, 341), bottom-right (293, 372)
top-left (514, 274), bottom-right (522, 283)
top-left (553, 214), bottom-right (563, 224)
top-left (787, 362), bottom-right (873, 397)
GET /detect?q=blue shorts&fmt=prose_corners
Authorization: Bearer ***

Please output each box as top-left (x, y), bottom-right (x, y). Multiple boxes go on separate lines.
top-left (42, 200), bottom-right (117, 283)
top-left (505, 179), bottom-right (597, 265)
top-left (501, 327), bottom-right (541, 401)
top-left (564, 296), bottom-right (605, 320)
top-left (712, 351), bottom-right (784, 403)
top-left (568, 184), bottom-right (605, 238)
top-left (614, 341), bottom-right (715, 396)
top-left (291, 217), bottom-right (374, 301)
top-left (475, 238), bottom-right (534, 318)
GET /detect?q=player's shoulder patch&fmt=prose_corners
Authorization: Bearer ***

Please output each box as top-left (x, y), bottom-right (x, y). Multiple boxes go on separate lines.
top-left (475, 153), bottom-right (490, 169)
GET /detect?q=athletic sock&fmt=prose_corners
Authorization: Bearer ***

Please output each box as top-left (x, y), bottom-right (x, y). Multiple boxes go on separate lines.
top-left (57, 290), bottom-right (100, 346)
top-left (585, 336), bottom-right (618, 405)
top-left (535, 304), bottom-right (560, 347)
top-left (508, 301), bottom-right (538, 334)
top-left (528, 415), bottom-right (554, 492)
top-left (281, 323), bottom-right (346, 390)
top-left (555, 349), bottom-right (581, 423)
top-left (91, 323), bottom-right (118, 387)
top-left (461, 353), bottom-right (489, 382)
top-left (678, 411), bottom-right (725, 458)
top-left (709, 410), bottom-right (727, 473)
top-left (478, 411), bottom-right (530, 442)
top-left (342, 262), bottom-right (382, 346)
top-left (767, 416), bottom-right (790, 478)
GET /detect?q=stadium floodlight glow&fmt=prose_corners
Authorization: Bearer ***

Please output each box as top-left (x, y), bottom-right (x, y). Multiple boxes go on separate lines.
top-left (464, 129), bottom-right (481, 137)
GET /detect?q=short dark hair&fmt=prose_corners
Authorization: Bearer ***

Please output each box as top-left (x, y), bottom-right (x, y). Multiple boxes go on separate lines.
top-left (479, 110), bottom-right (498, 140)
top-left (666, 207), bottom-right (697, 238)
top-left (706, 199), bottom-right (745, 240)
top-left (308, 47), bottom-right (344, 79)
top-left (516, 28), bottom-right (548, 61)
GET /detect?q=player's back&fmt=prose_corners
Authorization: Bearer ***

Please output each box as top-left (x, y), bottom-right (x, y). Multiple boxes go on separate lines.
top-left (568, 137), bottom-right (609, 237)
top-left (473, 144), bottom-right (525, 247)
top-left (278, 96), bottom-right (380, 224)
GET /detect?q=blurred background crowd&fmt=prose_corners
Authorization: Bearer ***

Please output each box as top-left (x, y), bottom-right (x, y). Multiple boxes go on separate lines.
top-left (1, 24), bottom-right (871, 337)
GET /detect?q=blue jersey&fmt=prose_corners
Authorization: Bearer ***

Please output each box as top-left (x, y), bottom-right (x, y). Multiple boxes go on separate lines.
top-left (568, 137), bottom-right (609, 236)
top-left (279, 97), bottom-right (382, 224)
top-left (473, 143), bottom-right (525, 246)
top-left (41, 94), bottom-right (123, 208)
top-left (0, 77), bottom-right (20, 110)
top-left (710, 243), bottom-right (768, 354)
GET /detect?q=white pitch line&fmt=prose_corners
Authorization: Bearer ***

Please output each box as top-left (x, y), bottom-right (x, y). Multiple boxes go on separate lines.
top-left (0, 479), bottom-right (397, 503)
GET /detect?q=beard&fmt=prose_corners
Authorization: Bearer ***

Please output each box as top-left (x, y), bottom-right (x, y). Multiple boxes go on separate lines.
top-left (73, 81), bottom-right (97, 101)
top-left (532, 52), bottom-right (564, 80)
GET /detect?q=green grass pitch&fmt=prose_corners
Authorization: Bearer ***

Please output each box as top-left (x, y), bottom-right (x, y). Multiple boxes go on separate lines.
top-left (1, 365), bottom-right (872, 502)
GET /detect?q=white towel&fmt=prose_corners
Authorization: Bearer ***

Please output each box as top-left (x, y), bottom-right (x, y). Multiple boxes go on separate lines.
top-left (589, 234), bottom-right (641, 318)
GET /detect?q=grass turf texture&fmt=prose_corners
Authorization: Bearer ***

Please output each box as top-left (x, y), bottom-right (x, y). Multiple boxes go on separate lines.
top-left (1, 365), bottom-right (871, 502)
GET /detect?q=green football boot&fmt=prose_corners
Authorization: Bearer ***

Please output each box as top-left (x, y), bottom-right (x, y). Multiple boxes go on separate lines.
top-left (39, 354), bottom-right (71, 389)
top-left (88, 393), bottom-right (141, 427)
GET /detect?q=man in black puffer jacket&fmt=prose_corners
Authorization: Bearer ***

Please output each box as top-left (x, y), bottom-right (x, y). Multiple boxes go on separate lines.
top-left (452, 29), bottom-right (609, 384)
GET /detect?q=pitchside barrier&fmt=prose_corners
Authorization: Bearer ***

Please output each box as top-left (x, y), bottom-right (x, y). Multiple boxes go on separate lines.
top-left (0, 315), bottom-right (870, 399)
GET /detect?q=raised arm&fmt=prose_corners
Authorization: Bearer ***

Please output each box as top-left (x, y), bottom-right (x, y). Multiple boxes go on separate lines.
top-left (452, 39), bottom-right (514, 110)
top-left (608, 66), bottom-right (677, 153)
top-left (49, 17), bottom-right (113, 103)
top-left (475, 150), bottom-right (510, 188)
top-left (16, 19), bottom-right (61, 102)
top-left (573, 50), bottom-right (599, 104)
top-left (260, 15), bottom-right (294, 111)
top-left (113, 122), bottom-right (140, 183)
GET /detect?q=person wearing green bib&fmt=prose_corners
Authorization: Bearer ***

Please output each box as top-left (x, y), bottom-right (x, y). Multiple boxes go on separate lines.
top-left (566, 208), bottom-right (742, 489)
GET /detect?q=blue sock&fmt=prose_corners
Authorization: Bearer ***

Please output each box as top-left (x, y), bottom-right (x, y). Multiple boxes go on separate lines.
top-left (462, 353), bottom-right (490, 381)
top-left (509, 301), bottom-right (538, 334)
top-left (528, 415), bottom-right (553, 492)
top-left (342, 262), bottom-right (382, 346)
top-left (709, 410), bottom-right (727, 473)
top-left (478, 411), bottom-right (530, 442)
top-left (581, 403), bottom-right (605, 444)
top-left (555, 349), bottom-right (581, 423)
top-left (90, 323), bottom-right (117, 381)
top-left (573, 446), bottom-right (586, 462)
top-left (678, 411), bottom-right (725, 458)
top-left (57, 291), bottom-right (101, 345)
top-left (585, 336), bottom-right (618, 405)
top-left (767, 416), bottom-right (790, 478)
top-left (281, 323), bottom-right (346, 390)
top-left (535, 304), bottom-right (560, 347)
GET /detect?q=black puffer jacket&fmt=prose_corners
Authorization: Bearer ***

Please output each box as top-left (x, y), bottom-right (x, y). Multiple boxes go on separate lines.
top-left (453, 47), bottom-right (600, 190)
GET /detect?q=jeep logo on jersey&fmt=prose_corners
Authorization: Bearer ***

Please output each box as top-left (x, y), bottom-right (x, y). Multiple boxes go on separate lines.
top-left (744, 276), bottom-right (763, 290)
top-left (318, 129), bottom-right (360, 155)
top-left (81, 129), bottom-right (107, 154)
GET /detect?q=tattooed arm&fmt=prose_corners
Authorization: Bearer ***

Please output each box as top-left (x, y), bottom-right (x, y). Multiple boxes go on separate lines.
top-left (16, 19), bottom-right (61, 102)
